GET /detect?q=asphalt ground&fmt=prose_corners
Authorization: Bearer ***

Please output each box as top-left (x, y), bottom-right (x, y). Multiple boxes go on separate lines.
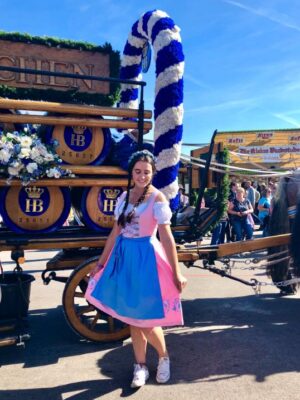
top-left (1, 232), bottom-right (300, 400)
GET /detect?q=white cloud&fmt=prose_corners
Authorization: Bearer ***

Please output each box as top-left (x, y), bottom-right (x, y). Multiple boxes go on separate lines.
top-left (185, 97), bottom-right (257, 114)
top-left (184, 73), bottom-right (211, 89)
top-left (272, 113), bottom-right (300, 127)
top-left (224, 0), bottom-right (300, 32)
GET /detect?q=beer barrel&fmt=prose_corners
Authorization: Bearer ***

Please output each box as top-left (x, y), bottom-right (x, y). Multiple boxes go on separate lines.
top-left (46, 116), bottom-right (112, 165)
top-left (0, 186), bottom-right (71, 234)
top-left (71, 186), bottom-right (124, 232)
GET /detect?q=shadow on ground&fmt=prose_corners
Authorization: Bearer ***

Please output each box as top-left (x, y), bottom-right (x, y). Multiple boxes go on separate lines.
top-left (1, 292), bottom-right (300, 399)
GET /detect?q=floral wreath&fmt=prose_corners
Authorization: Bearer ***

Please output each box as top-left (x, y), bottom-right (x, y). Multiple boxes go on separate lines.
top-left (0, 128), bottom-right (73, 185)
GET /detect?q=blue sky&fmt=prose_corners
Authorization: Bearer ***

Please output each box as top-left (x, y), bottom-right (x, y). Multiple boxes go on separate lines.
top-left (1, 0), bottom-right (300, 153)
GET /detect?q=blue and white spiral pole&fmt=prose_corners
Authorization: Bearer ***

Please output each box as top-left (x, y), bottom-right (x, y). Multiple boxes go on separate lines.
top-left (118, 9), bottom-right (184, 210)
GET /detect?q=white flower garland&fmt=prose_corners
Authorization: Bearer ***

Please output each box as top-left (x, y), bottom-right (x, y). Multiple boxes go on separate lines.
top-left (119, 10), bottom-right (184, 209)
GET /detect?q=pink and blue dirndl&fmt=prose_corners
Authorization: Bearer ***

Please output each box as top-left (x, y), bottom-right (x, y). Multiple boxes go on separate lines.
top-left (85, 190), bottom-right (183, 328)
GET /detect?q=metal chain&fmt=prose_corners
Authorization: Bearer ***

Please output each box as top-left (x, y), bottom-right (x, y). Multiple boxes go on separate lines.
top-left (199, 260), bottom-right (300, 294)
top-left (220, 253), bottom-right (291, 271)
top-left (251, 250), bottom-right (289, 264)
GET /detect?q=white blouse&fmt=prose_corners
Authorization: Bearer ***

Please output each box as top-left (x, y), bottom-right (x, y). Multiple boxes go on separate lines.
top-left (114, 195), bottom-right (172, 237)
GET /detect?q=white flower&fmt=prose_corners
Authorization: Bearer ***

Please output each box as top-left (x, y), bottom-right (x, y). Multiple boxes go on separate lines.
top-left (6, 132), bottom-right (19, 141)
top-left (11, 161), bottom-right (22, 168)
top-left (43, 153), bottom-right (54, 162)
top-left (20, 136), bottom-right (32, 148)
top-left (19, 148), bottom-right (31, 158)
top-left (46, 167), bottom-right (61, 178)
top-left (0, 149), bottom-right (11, 163)
top-left (30, 147), bottom-right (41, 160)
top-left (26, 162), bottom-right (38, 174)
top-left (8, 165), bottom-right (22, 176)
top-left (36, 144), bottom-right (48, 156)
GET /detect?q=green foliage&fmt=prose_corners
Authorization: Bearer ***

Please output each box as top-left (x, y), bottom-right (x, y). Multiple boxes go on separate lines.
top-left (0, 31), bottom-right (116, 54)
top-left (210, 147), bottom-right (230, 229)
top-left (200, 148), bottom-right (230, 234)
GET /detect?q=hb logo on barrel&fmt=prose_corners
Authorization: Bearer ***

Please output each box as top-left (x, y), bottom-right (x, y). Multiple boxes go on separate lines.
top-left (24, 187), bottom-right (45, 213)
top-left (102, 188), bottom-right (121, 213)
top-left (70, 126), bottom-right (87, 147)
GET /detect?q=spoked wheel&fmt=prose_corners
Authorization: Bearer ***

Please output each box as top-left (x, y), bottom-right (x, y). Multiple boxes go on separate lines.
top-left (62, 256), bottom-right (130, 342)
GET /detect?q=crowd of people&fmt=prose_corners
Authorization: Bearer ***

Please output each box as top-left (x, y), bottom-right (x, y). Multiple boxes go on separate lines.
top-left (210, 180), bottom-right (277, 245)
top-left (177, 179), bottom-right (277, 245)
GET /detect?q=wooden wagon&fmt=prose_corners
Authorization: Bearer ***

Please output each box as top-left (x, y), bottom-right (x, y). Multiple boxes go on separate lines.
top-left (0, 64), bottom-right (293, 347)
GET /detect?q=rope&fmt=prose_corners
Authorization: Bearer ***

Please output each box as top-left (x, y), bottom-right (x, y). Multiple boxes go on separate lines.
top-left (180, 153), bottom-right (294, 178)
top-left (181, 153), bottom-right (293, 175)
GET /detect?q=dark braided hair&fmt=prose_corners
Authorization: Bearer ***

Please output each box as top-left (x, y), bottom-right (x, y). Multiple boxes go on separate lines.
top-left (118, 150), bottom-right (156, 227)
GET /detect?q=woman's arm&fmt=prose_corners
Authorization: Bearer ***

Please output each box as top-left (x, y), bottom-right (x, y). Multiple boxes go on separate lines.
top-left (90, 222), bottom-right (121, 276)
top-left (158, 223), bottom-right (187, 292)
top-left (98, 222), bottom-right (121, 265)
top-left (228, 201), bottom-right (240, 216)
top-left (257, 203), bottom-right (265, 211)
top-left (246, 201), bottom-right (254, 214)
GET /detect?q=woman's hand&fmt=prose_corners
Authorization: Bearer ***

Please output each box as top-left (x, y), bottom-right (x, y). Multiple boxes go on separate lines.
top-left (90, 263), bottom-right (104, 278)
top-left (174, 272), bottom-right (187, 293)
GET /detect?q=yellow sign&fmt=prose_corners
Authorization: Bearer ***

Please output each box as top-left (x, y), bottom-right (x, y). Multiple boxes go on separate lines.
top-left (215, 129), bottom-right (300, 169)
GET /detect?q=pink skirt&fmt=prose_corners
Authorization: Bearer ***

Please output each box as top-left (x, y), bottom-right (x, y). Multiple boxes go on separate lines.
top-left (85, 235), bottom-right (184, 328)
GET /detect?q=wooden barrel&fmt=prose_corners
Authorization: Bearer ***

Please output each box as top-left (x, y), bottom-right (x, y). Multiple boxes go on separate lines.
top-left (0, 186), bottom-right (71, 234)
top-left (71, 186), bottom-right (125, 232)
top-left (46, 116), bottom-right (112, 165)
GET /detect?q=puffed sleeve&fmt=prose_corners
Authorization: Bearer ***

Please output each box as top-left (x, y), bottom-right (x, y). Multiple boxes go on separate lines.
top-left (114, 192), bottom-right (126, 220)
top-left (153, 201), bottom-right (172, 225)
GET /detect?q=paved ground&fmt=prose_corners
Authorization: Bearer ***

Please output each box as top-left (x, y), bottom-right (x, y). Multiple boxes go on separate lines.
top-left (1, 235), bottom-right (300, 400)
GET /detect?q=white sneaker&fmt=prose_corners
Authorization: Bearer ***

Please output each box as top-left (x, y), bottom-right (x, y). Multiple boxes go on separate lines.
top-left (156, 357), bottom-right (170, 383)
top-left (131, 364), bottom-right (149, 388)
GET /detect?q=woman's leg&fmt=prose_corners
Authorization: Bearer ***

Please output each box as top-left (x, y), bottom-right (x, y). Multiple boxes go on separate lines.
top-left (142, 327), bottom-right (170, 383)
top-left (142, 327), bottom-right (168, 358)
top-left (210, 223), bottom-right (222, 245)
top-left (130, 326), bottom-right (148, 364)
top-left (232, 220), bottom-right (243, 241)
top-left (219, 221), bottom-right (228, 244)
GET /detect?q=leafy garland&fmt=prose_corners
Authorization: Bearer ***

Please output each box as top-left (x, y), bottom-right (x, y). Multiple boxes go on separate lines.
top-left (214, 147), bottom-right (230, 225)
top-left (0, 31), bottom-right (120, 106)
top-left (201, 147), bottom-right (230, 233)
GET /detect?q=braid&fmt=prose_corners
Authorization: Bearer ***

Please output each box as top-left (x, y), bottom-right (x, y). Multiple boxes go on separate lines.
top-left (118, 182), bottom-right (150, 227)
top-left (118, 172), bottom-right (133, 227)
top-left (118, 149), bottom-right (155, 227)
top-left (125, 184), bottom-right (150, 224)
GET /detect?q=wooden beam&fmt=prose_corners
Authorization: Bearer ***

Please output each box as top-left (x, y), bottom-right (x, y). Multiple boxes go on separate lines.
top-left (61, 165), bottom-right (127, 175)
top-left (0, 238), bottom-right (107, 252)
top-left (0, 178), bottom-right (128, 187)
top-left (0, 98), bottom-right (152, 119)
top-left (0, 114), bottom-right (152, 131)
top-left (217, 233), bottom-right (291, 257)
top-left (177, 253), bottom-right (200, 262)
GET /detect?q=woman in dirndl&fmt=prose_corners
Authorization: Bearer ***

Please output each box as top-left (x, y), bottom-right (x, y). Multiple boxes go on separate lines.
top-left (85, 150), bottom-right (187, 388)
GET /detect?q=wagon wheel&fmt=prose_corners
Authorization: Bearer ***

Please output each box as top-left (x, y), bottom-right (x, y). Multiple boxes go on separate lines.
top-left (62, 256), bottom-right (130, 342)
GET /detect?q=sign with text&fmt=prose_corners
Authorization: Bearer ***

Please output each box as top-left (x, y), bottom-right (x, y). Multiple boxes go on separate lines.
top-left (0, 39), bottom-right (110, 94)
top-left (239, 145), bottom-right (300, 163)
top-left (215, 129), bottom-right (300, 168)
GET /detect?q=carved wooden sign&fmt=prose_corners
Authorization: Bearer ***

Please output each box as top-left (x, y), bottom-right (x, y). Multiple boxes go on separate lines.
top-left (0, 39), bottom-right (110, 94)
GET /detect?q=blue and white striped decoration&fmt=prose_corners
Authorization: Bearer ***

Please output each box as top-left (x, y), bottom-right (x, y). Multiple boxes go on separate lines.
top-left (118, 9), bottom-right (184, 210)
